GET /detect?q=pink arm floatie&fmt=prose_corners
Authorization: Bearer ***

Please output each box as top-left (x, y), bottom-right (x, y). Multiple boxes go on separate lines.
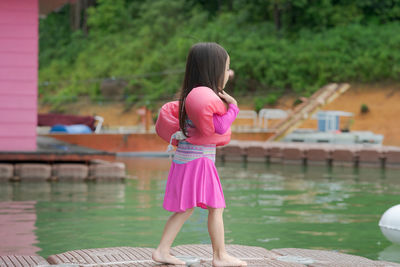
top-left (155, 101), bottom-right (180, 146)
top-left (155, 87), bottom-right (232, 147)
top-left (185, 86), bottom-right (227, 136)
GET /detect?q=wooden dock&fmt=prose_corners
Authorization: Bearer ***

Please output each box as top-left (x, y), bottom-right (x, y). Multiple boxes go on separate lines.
top-left (0, 136), bottom-right (125, 181)
top-left (218, 141), bottom-right (400, 169)
top-left (1, 244), bottom-right (399, 266)
top-left (0, 136), bottom-right (115, 162)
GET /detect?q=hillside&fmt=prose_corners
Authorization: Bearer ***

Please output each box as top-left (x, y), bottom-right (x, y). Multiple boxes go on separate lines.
top-left (39, 1), bottom-right (400, 107)
top-left (298, 83), bottom-right (400, 146)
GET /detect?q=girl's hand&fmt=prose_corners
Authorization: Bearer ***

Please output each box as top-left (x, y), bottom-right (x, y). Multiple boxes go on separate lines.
top-left (218, 91), bottom-right (237, 106)
top-left (228, 69), bottom-right (235, 80)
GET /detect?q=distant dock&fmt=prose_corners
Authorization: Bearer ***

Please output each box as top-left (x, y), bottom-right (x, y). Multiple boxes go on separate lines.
top-left (0, 136), bottom-right (115, 162)
top-left (0, 136), bottom-right (125, 181)
top-left (218, 141), bottom-right (400, 169)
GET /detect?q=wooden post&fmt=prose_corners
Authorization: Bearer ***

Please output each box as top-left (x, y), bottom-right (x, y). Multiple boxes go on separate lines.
top-left (145, 108), bottom-right (152, 133)
top-left (136, 107), bottom-right (150, 132)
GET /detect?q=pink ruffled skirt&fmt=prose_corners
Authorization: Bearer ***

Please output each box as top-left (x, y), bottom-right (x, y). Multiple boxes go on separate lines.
top-left (163, 141), bottom-right (226, 212)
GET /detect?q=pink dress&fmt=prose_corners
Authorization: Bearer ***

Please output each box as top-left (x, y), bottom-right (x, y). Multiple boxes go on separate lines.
top-left (163, 104), bottom-right (239, 212)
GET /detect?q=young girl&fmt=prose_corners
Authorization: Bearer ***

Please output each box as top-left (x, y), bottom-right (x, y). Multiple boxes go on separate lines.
top-left (153, 42), bottom-right (247, 267)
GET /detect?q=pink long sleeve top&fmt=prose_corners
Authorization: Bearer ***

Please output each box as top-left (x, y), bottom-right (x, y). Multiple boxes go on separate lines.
top-left (213, 103), bottom-right (239, 134)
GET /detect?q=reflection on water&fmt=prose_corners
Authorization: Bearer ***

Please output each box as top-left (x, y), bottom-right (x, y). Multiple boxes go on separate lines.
top-left (0, 201), bottom-right (39, 255)
top-left (378, 244), bottom-right (400, 263)
top-left (0, 157), bottom-right (399, 263)
top-left (216, 161), bottom-right (400, 261)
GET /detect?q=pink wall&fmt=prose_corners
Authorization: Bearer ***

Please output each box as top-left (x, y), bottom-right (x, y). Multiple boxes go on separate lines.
top-left (0, 0), bottom-right (38, 151)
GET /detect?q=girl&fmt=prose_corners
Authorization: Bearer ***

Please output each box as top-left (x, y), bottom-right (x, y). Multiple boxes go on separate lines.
top-left (153, 42), bottom-right (247, 267)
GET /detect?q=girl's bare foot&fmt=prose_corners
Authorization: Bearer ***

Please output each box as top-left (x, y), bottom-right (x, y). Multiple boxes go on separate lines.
top-left (213, 253), bottom-right (247, 266)
top-left (152, 249), bottom-right (186, 265)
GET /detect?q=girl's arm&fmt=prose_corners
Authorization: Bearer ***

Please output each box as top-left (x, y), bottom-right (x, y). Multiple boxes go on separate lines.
top-left (213, 103), bottom-right (239, 134)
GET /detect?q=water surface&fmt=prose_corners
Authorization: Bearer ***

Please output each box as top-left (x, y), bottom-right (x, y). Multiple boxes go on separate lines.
top-left (0, 158), bottom-right (399, 263)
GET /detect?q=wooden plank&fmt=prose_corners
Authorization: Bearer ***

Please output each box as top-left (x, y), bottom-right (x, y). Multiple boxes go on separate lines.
top-left (47, 247), bottom-right (155, 265)
top-left (0, 39), bottom-right (37, 53)
top-left (0, 95), bottom-right (37, 109)
top-left (0, 81), bottom-right (36, 95)
top-left (0, 124), bottom-right (35, 137)
top-left (0, 25), bottom-right (37, 39)
top-left (0, 52), bottom-right (38, 67)
top-left (47, 245), bottom-right (284, 266)
top-left (44, 244), bottom-right (400, 266)
top-left (0, 109), bottom-right (36, 123)
top-left (0, 66), bottom-right (37, 81)
top-left (0, 256), bottom-right (48, 267)
top-left (0, 0), bottom-right (37, 10)
top-left (0, 152), bottom-right (114, 162)
top-left (0, 10), bottom-right (37, 24)
top-left (272, 248), bottom-right (384, 267)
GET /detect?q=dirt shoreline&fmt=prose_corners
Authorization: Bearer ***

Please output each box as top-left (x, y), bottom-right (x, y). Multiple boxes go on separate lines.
top-left (39, 83), bottom-right (400, 146)
top-left (298, 83), bottom-right (400, 146)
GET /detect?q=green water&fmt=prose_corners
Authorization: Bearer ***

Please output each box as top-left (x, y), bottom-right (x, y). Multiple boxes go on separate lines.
top-left (1, 158), bottom-right (400, 263)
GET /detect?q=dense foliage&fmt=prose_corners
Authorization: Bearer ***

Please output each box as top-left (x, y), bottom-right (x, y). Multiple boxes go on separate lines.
top-left (39, 0), bottom-right (400, 109)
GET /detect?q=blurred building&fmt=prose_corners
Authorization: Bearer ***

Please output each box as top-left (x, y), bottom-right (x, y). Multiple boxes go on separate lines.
top-left (0, 0), bottom-right (75, 151)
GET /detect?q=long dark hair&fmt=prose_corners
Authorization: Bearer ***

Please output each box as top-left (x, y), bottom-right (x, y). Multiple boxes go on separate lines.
top-left (178, 42), bottom-right (228, 136)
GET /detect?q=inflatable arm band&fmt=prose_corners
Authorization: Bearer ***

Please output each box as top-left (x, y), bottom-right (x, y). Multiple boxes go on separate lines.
top-left (155, 101), bottom-right (180, 146)
top-left (185, 86), bottom-right (227, 136)
top-left (155, 87), bottom-right (231, 146)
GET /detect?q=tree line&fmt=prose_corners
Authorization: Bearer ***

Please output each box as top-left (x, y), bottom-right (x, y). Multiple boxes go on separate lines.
top-left (39, 0), bottom-right (400, 110)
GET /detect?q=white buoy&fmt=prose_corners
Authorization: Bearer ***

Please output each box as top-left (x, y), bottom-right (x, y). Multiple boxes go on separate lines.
top-left (379, 204), bottom-right (400, 244)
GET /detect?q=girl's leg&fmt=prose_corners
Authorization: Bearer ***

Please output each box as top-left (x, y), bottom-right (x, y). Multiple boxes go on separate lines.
top-left (208, 207), bottom-right (247, 266)
top-left (152, 208), bottom-right (194, 265)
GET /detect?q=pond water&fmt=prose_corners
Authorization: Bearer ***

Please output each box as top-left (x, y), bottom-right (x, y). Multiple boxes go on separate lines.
top-left (0, 158), bottom-right (400, 263)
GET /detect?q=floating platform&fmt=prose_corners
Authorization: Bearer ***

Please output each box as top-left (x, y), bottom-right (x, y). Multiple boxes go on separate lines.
top-left (1, 244), bottom-right (399, 266)
top-left (0, 137), bottom-right (125, 181)
top-left (0, 161), bottom-right (125, 181)
top-left (218, 141), bottom-right (400, 169)
top-left (0, 136), bottom-right (115, 162)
